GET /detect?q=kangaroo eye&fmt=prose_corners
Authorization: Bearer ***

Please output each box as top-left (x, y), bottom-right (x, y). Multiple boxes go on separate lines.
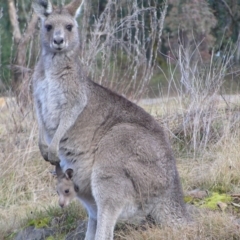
top-left (65, 189), bottom-right (69, 194)
top-left (45, 24), bottom-right (52, 31)
top-left (66, 24), bottom-right (73, 31)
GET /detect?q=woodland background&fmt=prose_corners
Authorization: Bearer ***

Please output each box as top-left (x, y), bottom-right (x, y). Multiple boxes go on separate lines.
top-left (1, 0), bottom-right (240, 100)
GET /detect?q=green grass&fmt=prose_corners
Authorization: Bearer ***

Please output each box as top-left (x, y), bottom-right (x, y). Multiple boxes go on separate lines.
top-left (4, 202), bottom-right (87, 240)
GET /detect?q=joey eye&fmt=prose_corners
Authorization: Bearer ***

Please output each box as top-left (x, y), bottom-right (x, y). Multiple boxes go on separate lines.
top-left (66, 24), bottom-right (73, 31)
top-left (45, 24), bottom-right (52, 31)
top-left (65, 189), bottom-right (69, 194)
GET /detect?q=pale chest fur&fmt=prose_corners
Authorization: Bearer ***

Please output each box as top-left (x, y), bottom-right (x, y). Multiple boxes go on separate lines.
top-left (34, 73), bottom-right (68, 138)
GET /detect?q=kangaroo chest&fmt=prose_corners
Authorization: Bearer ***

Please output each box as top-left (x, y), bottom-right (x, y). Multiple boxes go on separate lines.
top-left (35, 74), bottom-right (68, 135)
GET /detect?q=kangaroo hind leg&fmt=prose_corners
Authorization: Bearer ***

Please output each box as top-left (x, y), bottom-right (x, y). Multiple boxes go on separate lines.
top-left (92, 172), bottom-right (132, 240)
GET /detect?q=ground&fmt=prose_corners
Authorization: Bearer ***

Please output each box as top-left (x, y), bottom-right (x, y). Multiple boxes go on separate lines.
top-left (1, 94), bottom-right (240, 239)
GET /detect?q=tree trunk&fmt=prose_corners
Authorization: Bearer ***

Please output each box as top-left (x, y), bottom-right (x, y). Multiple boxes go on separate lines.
top-left (7, 0), bottom-right (38, 106)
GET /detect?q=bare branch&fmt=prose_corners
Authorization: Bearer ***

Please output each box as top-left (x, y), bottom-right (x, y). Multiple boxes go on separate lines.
top-left (220, 0), bottom-right (234, 18)
top-left (7, 0), bottom-right (22, 43)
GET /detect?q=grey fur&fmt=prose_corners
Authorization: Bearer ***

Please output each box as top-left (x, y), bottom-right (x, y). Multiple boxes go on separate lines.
top-left (32, 0), bottom-right (189, 239)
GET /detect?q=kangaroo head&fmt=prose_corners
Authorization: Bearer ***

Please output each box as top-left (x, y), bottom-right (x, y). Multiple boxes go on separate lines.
top-left (55, 164), bottom-right (77, 208)
top-left (32, 0), bottom-right (84, 53)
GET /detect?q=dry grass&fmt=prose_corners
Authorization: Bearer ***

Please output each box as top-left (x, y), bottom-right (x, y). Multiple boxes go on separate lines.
top-left (0, 100), bottom-right (57, 236)
top-left (177, 136), bottom-right (240, 195)
top-left (0, 93), bottom-right (240, 239)
top-left (116, 211), bottom-right (240, 240)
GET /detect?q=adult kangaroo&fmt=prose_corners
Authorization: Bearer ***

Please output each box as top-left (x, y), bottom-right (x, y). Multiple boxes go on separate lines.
top-left (32, 0), bottom-right (189, 239)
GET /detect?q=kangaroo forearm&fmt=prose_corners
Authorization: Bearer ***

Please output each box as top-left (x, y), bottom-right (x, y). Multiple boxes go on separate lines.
top-left (48, 101), bottom-right (87, 163)
top-left (38, 123), bottom-right (49, 161)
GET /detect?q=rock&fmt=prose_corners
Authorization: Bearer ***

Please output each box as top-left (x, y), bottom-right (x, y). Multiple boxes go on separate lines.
top-left (186, 189), bottom-right (208, 199)
top-left (15, 226), bottom-right (54, 240)
top-left (186, 203), bottom-right (201, 216)
top-left (65, 220), bottom-right (87, 240)
top-left (14, 219), bottom-right (87, 240)
top-left (217, 201), bottom-right (228, 212)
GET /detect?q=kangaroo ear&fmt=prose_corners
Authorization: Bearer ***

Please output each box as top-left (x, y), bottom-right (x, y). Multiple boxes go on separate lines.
top-left (32, 0), bottom-right (53, 19)
top-left (65, 169), bottom-right (73, 180)
top-left (65, 0), bottom-right (84, 18)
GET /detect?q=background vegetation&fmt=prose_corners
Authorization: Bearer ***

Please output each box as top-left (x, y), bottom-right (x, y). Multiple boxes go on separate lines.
top-left (1, 0), bottom-right (240, 98)
top-left (0, 0), bottom-right (240, 239)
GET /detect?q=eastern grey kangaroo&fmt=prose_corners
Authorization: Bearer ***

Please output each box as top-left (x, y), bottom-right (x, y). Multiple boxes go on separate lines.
top-left (32, 0), bottom-right (189, 239)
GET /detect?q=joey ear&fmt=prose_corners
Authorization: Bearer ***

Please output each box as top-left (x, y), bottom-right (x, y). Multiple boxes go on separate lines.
top-left (32, 0), bottom-right (53, 19)
top-left (65, 0), bottom-right (84, 18)
top-left (65, 169), bottom-right (73, 180)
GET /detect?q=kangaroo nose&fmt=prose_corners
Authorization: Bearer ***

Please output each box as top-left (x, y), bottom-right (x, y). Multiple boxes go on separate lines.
top-left (59, 202), bottom-right (65, 208)
top-left (54, 37), bottom-right (64, 45)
